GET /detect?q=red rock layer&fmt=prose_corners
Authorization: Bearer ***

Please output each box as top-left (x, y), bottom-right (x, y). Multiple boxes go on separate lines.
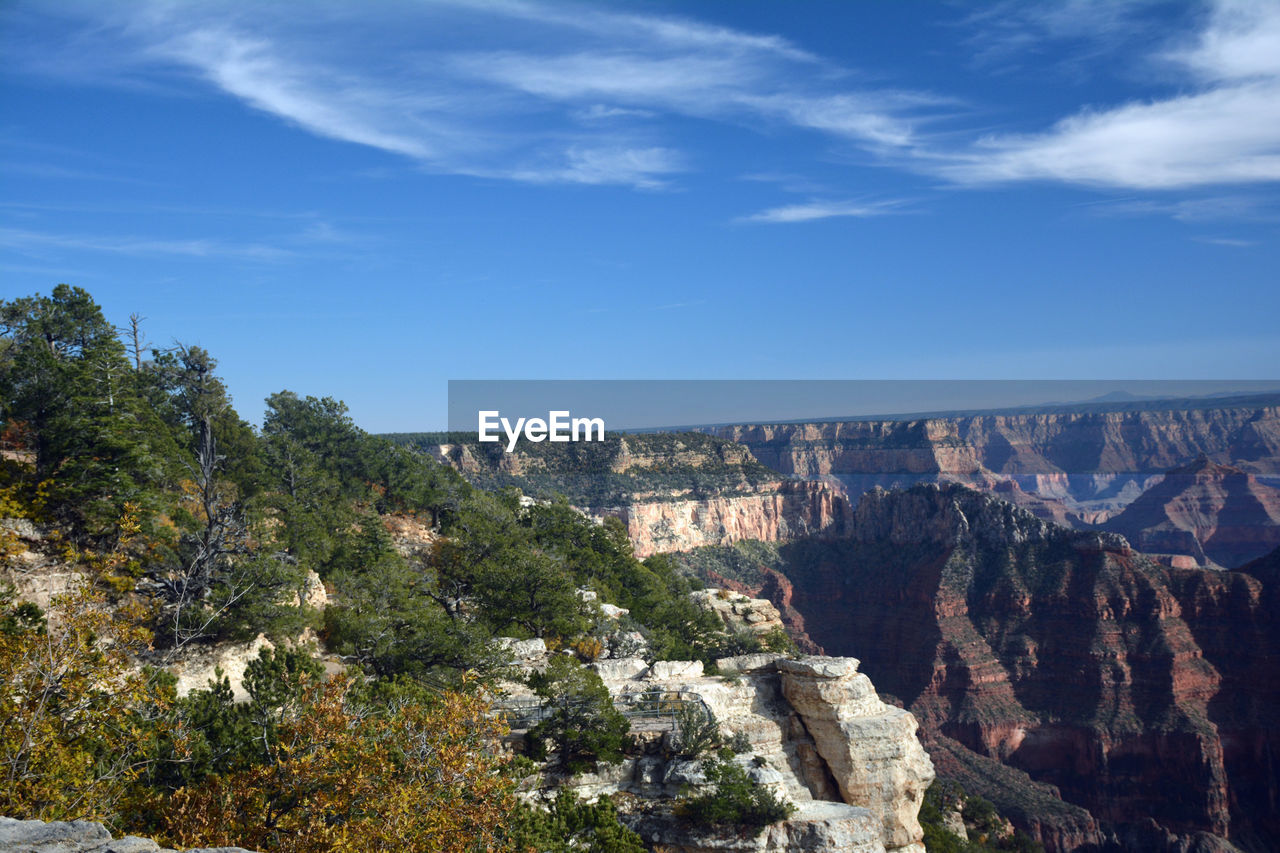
top-left (1101, 456), bottom-right (1280, 568)
top-left (757, 485), bottom-right (1280, 852)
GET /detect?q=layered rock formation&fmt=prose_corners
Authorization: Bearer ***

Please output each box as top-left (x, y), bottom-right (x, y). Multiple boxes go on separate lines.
top-left (423, 432), bottom-right (852, 557)
top-left (605, 479), bottom-right (850, 557)
top-left (1100, 456), bottom-right (1280, 568)
top-left (688, 588), bottom-right (787, 639)
top-left (776, 657), bottom-right (934, 852)
top-left (689, 486), bottom-right (1280, 851)
top-left (706, 400), bottom-right (1280, 517)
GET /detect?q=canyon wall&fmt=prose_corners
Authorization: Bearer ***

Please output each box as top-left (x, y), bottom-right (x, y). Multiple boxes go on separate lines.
top-left (600, 479), bottom-right (850, 557)
top-left (706, 402), bottom-right (1280, 516)
top-left (427, 433), bottom-right (852, 557)
top-left (691, 486), bottom-right (1280, 852)
top-left (1099, 456), bottom-right (1280, 568)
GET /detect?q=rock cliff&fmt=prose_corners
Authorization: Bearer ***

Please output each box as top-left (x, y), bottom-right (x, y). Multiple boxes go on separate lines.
top-left (679, 486), bottom-right (1279, 851)
top-left (706, 401), bottom-right (1280, 519)
top-left (1099, 456), bottom-right (1280, 568)
top-left (602, 478), bottom-right (850, 558)
top-left (424, 432), bottom-right (852, 557)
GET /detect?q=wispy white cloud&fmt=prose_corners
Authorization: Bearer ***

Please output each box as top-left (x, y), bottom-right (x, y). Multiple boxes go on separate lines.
top-left (502, 145), bottom-right (683, 188)
top-left (737, 199), bottom-right (910, 224)
top-left (938, 0), bottom-right (1280, 189)
top-left (1192, 235), bottom-right (1258, 247)
top-left (0, 226), bottom-right (294, 261)
top-left (7, 0), bottom-right (935, 190)
top-left (959, 0), bottom-right (1173, 71)
top-left (1086, 194), bottom-right (1277, 222)
top-left (10, 0), bottom-right (1280, 201)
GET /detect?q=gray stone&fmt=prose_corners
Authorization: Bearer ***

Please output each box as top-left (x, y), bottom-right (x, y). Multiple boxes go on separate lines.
top-left (0, 817), bottom-right (259, 853)
top-left (776, 655), bottom-right (861, 679)
top-left (646, 660), bottom-right (703, 680)
top-left (715, 653), bottom-right (784, 674)
top-left (591, 657), bottom-right (649, 681)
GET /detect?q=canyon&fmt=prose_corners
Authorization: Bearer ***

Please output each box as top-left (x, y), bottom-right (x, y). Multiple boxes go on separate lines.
top-left (413, 399), bottom-right (1280, 850)
top-left (419, 432), bottom-right (853, 557)
top-left (684, 485), bottom-right (1280, 852)
top-left (705, 397), bottom-right (1280, 523)
top-left (1098, 456), bottom-right (1280, 568)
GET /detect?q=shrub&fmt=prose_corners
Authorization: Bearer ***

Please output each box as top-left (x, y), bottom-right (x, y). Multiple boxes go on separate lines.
top-left (759, 626), bottom-right (797, 654)
top-left (509, 789), bottom-right (645, 853)
top-left (670, 704), bottom-right (722, 759)
top-left (675, 757), bottom-right (795, 837)
top-left (525, 656), bottom-right (630, 774)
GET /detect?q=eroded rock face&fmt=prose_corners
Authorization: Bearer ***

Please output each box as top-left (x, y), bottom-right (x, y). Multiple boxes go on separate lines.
top-left (778, 657), bottom-right (934, 853)
top-left (608, 480), bottom-right (850, 557)
top-left (166, 634), bottom-right (275, 701)
top-left (708, 404), bottom-right (1280, 499)
top-left (745, 484), bottom-right (1280, 851)
top-left (689, 589), bottom-right (786, 638)
top-left (1100, 457), bottom-right (1280, 568)
top-left (0, 816), bottom-right (257, 853)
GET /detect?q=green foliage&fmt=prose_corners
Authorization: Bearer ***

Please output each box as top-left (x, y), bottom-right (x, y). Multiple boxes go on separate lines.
top-left (917, 780), bottom-right (1045, 853)
top-left (670, 704), bottom-right (722, 759)
top-left (0, 285), bottom-right (165, 544)
top-left (727, 730), bottom-right (752, 754)
top-left (389, 430), bottom-right (780, 507)
top-left (758, 626), bottom-right (797, 654)
top-left (324, 543), bottom-right (496, 681)
top-left (509, 789), bottom-right (645, 853)
top-left (675, 757), bottom-right (796, 836)
top-left (525, 656), bottom-right (630, 774)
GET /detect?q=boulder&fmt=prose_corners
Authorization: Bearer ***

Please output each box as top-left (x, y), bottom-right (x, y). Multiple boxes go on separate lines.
top-left (591, 657), bottom-right (649, 681)
top-left (647, 660), bottom-right (704, 681)
top-left (715, 653), bottom-right (784, 674)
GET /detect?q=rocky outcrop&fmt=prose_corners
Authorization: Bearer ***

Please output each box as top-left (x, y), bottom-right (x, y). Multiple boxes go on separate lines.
top-left (165, 633), bottom-right (278, 700)
top-left (504, 641), bottom-right (933, 853)
top-left (0, 816), bottom-right (257, 853)
top-left (599, 479), bottom-right (850, 557)
top-left (421, 433), bottom-right (852, 557)
top-left (1100, 457), bottom-right (1280, 568)
top-left (689, 589), bottom-right (786, 639)
top-left (1, 518), bottom-right (85, 613)
top-left (724, 484), bottom-right (1280, 851)
top-left (777, 657), bottom-right (934, 853)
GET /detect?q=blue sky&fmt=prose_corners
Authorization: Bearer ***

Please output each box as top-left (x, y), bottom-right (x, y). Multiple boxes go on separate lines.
top-left (2, 0), bottom-right (1278, 431)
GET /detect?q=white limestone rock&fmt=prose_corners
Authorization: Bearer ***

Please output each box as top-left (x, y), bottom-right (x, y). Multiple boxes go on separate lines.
top-left (647, 660), bottom-right (704, 681)
top-left (591, 657), bottom-right (649, 682)
top-left (0, 816), bottom-right (258, 852)
top-left (715, 653), bottom-right (785, 674)
top-left (167, 634), bottom-right (275, 701)
top-left (779, 656), bottom-right (934, 853)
